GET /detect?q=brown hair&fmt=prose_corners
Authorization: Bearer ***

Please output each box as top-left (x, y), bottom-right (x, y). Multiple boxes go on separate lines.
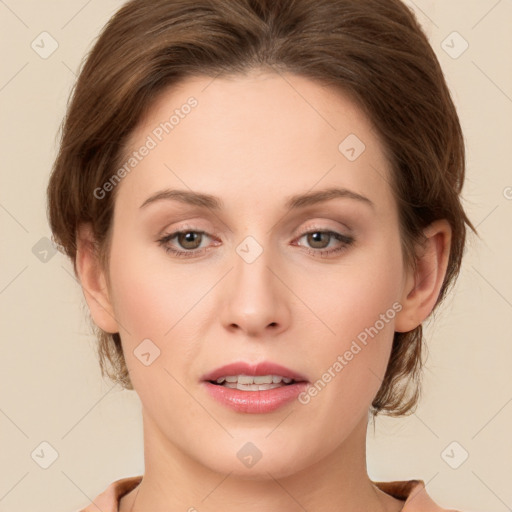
top-left (47, 0), bottom-right (476, 416)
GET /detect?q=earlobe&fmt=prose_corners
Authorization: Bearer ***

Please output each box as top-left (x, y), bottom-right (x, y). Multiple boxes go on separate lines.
top-left (75, 223), bottom-right (119, 334)
top-left (394, 219), bottom-right (452, 333)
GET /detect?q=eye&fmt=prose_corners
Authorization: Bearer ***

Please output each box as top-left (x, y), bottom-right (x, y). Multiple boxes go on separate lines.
top-left (157, 226), bottom-right (355, 259)
top-left (157, 228), bottom-right (218, 258)
top-left (294, 229), bottom-right (355, 258)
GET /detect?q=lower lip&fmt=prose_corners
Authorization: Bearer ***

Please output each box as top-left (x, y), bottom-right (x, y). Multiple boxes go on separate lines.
top-left (202, 381), bottom-right (309, 413)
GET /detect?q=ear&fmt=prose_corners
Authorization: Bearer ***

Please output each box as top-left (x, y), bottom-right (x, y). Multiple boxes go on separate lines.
top-left (75, 223), bottom-right (119, 334)
top-left (394, 219), bottom-right (452, 333)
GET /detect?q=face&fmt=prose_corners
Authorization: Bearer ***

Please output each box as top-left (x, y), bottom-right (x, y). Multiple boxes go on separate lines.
top-left (91, 70), bottom-right (413, 478)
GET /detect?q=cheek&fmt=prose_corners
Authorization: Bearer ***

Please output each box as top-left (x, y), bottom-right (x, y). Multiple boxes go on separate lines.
top-left (308, 238), bottom-right (403, 349)
top-left (296, 236), bottom-right (403, 412)
top-left (106, 240), bottom-right (204, 410)
top-left (105, 231), bottom-right (213, 384)
top-left (107, 235), bottom-right (200, 338)
top-left (303, 276), bottom-right (398, 396)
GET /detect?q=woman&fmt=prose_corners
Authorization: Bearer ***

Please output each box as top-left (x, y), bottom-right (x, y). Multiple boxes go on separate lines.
top-left (47, 0), bottom-right (475, 510)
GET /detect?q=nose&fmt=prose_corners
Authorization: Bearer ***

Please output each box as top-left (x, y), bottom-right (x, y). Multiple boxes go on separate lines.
top-left (219, 239), bottom-right (291, 337)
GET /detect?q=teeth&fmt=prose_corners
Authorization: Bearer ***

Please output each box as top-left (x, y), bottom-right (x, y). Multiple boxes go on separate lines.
top-left (214, 374), bottom-right (295, 386)
top-left (223, 382), bottom-right (285, 391)
top-left (238, 375), bottom-right (258, 385)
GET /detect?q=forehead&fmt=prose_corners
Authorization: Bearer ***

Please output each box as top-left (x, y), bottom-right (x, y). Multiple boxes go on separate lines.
top-left (116, 70), bottom-right (395, 217)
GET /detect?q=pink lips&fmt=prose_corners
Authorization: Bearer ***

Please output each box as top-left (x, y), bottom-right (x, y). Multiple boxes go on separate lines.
top-left (201, 361), bottom-right (309, 414)
top-left (201, 361), bottom-right (308, 383)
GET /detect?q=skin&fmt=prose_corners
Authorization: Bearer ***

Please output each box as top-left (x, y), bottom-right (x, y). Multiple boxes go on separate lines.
top-left (76, 69), bottom-right (451, 511)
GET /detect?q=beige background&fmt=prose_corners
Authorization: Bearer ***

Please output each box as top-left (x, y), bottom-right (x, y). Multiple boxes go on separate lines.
top-left (1, 1), bottom-right (511, 511)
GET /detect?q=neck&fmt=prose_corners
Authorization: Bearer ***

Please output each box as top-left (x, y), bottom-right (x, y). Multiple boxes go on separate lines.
top-left (121, 410), bottom-right (402, 512)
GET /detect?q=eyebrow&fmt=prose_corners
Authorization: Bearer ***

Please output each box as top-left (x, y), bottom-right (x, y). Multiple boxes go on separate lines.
top-left (139, 187), bottom-right (375, 211)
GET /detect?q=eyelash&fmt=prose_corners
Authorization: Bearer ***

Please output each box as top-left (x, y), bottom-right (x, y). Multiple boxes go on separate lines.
top-left (157, 227), bottom-right (355, 259)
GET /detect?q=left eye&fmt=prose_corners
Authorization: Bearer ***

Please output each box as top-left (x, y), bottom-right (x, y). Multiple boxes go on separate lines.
top-left (294, 230), bottom-right (355, 257)
top-left (167, 231), bottom-right (206, 250)
top-left (297, 230), bottom-right (345, 249)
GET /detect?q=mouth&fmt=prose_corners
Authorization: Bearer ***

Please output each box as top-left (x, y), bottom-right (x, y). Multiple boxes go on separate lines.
top-left (200, 361), bottom-right (309, 413)
top-left (201, 360), bottom-right (309, 388)
top-left (207, 374), bottom-right (301, 391)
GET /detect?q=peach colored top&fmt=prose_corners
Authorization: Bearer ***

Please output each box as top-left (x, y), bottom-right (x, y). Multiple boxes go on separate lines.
top-left (78, 476), bottom-right (462, 511)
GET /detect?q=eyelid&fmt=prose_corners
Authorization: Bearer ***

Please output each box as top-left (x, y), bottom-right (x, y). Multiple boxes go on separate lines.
top-left (157, 220), bottom-right (219, 238)
top-left (159, 218), bottom-right (352, 241)
top-left (292, 219), bottom-right (353, 238)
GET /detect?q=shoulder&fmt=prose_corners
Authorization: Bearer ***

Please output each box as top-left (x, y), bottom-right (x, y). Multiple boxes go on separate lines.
top-left (375, 479), bottom-right (464, 511)
top-left (77, 475), bottom-right (143, 512)
top-left (77, 476), bottom-right (465, 512)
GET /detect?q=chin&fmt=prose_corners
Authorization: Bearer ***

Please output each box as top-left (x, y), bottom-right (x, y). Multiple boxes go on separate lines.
top-left (193, 436), bottom-right (317, 481)
top-left (218, 458), bottom-right (305, 481)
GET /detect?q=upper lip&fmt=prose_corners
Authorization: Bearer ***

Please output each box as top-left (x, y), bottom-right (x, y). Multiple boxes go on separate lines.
top-left (201, 361), bottom-right (309, 383)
